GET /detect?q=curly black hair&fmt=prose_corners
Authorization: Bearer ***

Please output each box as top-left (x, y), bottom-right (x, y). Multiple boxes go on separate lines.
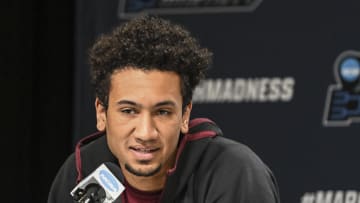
top-left (89, 15), bottom-right (212, 109)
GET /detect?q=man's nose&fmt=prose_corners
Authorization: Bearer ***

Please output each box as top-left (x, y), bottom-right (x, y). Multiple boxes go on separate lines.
top-left (134, 113), bottom-right (158, 142)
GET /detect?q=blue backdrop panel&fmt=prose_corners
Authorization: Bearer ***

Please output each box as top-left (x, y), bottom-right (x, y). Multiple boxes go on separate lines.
top-left (74, 1), bottom-right (360, 202)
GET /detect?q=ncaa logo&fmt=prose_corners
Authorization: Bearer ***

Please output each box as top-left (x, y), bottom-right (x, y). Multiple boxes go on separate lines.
top-left (99, 169), bottom-right (119, 193)
top-left (118, 0), bottom-right (263, 19)
top-left (323, 50), bottom-right (360, 126)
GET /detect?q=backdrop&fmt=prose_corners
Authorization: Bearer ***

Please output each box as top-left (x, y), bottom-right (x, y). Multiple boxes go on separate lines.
top-left (73, 1), bottom-right (360, 202)
top-left (3, 0), bottom-right (74, 202)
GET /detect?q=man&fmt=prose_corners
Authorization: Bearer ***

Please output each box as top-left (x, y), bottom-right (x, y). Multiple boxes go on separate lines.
top-left (48, 15), bottom-right (280, 203)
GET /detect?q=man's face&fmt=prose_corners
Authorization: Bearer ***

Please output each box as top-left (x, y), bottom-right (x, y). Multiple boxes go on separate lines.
top-left (95, 68), bottom-right (191, 178)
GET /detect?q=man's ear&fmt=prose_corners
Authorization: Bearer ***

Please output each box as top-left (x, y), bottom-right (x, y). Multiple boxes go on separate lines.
top-left (95, 98), bottom-right (106, 131)
top-left (181, 102), bottom-right (192, 134)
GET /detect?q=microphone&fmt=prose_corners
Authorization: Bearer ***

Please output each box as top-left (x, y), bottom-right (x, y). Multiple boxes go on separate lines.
top-left (70, 162), bottom-right (125, 203)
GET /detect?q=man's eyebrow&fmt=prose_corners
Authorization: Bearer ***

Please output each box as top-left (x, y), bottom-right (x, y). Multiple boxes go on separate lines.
top-left (116, 100), bottom-right (176, 108)
top-left (155, 101), bottom-right (176, 107)
top-left (116, 100), bottom-right (141, 107)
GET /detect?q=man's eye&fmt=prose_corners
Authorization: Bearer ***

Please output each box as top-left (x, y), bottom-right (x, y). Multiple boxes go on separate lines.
top-left (121, 109), bottom-right (137, 114)
top-left (157, 109), bottom-right (171, 116)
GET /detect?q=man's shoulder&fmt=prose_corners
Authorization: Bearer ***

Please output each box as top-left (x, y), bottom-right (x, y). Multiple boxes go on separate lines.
top-left (55, 134), bottom-right (116, 179)
top-left (53, 135), bottom-right (108, 176)
top-left (202, 136), bottom-right (269, 170)
top-left (77, 134), bottom-right (117, 173)
top-left (79, 134), bottom-right (107, 154)
top-left (183, 135), bottom-right (280, 203)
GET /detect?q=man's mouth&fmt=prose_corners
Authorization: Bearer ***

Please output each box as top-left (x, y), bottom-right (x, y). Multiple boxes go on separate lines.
top-left (130, 147), bottom-right (159, 153)
top-left (129, 146), bottom-right (160, 160)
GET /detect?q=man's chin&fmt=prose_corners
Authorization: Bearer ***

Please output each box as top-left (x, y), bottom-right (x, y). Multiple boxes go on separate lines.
top-left (125, 163), bottom-right (162, 177)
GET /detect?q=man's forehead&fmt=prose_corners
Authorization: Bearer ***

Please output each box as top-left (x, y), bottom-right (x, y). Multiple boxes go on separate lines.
top-left (110, 68), bottom-right (180, 85)
top-left (108, 68), bottom-right (183, 106)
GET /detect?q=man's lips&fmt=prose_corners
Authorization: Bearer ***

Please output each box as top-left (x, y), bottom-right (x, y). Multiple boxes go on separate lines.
top-left (129, 146), bottom-right (160, 160)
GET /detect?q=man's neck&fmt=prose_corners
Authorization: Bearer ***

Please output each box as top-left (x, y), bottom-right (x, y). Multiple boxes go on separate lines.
top-left (122, 168), bottom-right (167, 192)
top-left (119, 150), bottom-right (177, 192)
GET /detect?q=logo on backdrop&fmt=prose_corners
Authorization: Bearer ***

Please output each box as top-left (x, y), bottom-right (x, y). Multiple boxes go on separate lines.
top-left (192, 77), bottom-right (295, 103)
top-left (118, 0), bottom-right (262, 19)
top-left (323, 50), bottom-right (360, 127)
top-left (301, 190), bottom-right (360, 203)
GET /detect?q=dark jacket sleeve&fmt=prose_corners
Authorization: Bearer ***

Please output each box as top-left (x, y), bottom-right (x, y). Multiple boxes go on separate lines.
top-left (47, 154), bottom-right (78, 203)
top-left (201, 138), bottom-right (280, 203)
